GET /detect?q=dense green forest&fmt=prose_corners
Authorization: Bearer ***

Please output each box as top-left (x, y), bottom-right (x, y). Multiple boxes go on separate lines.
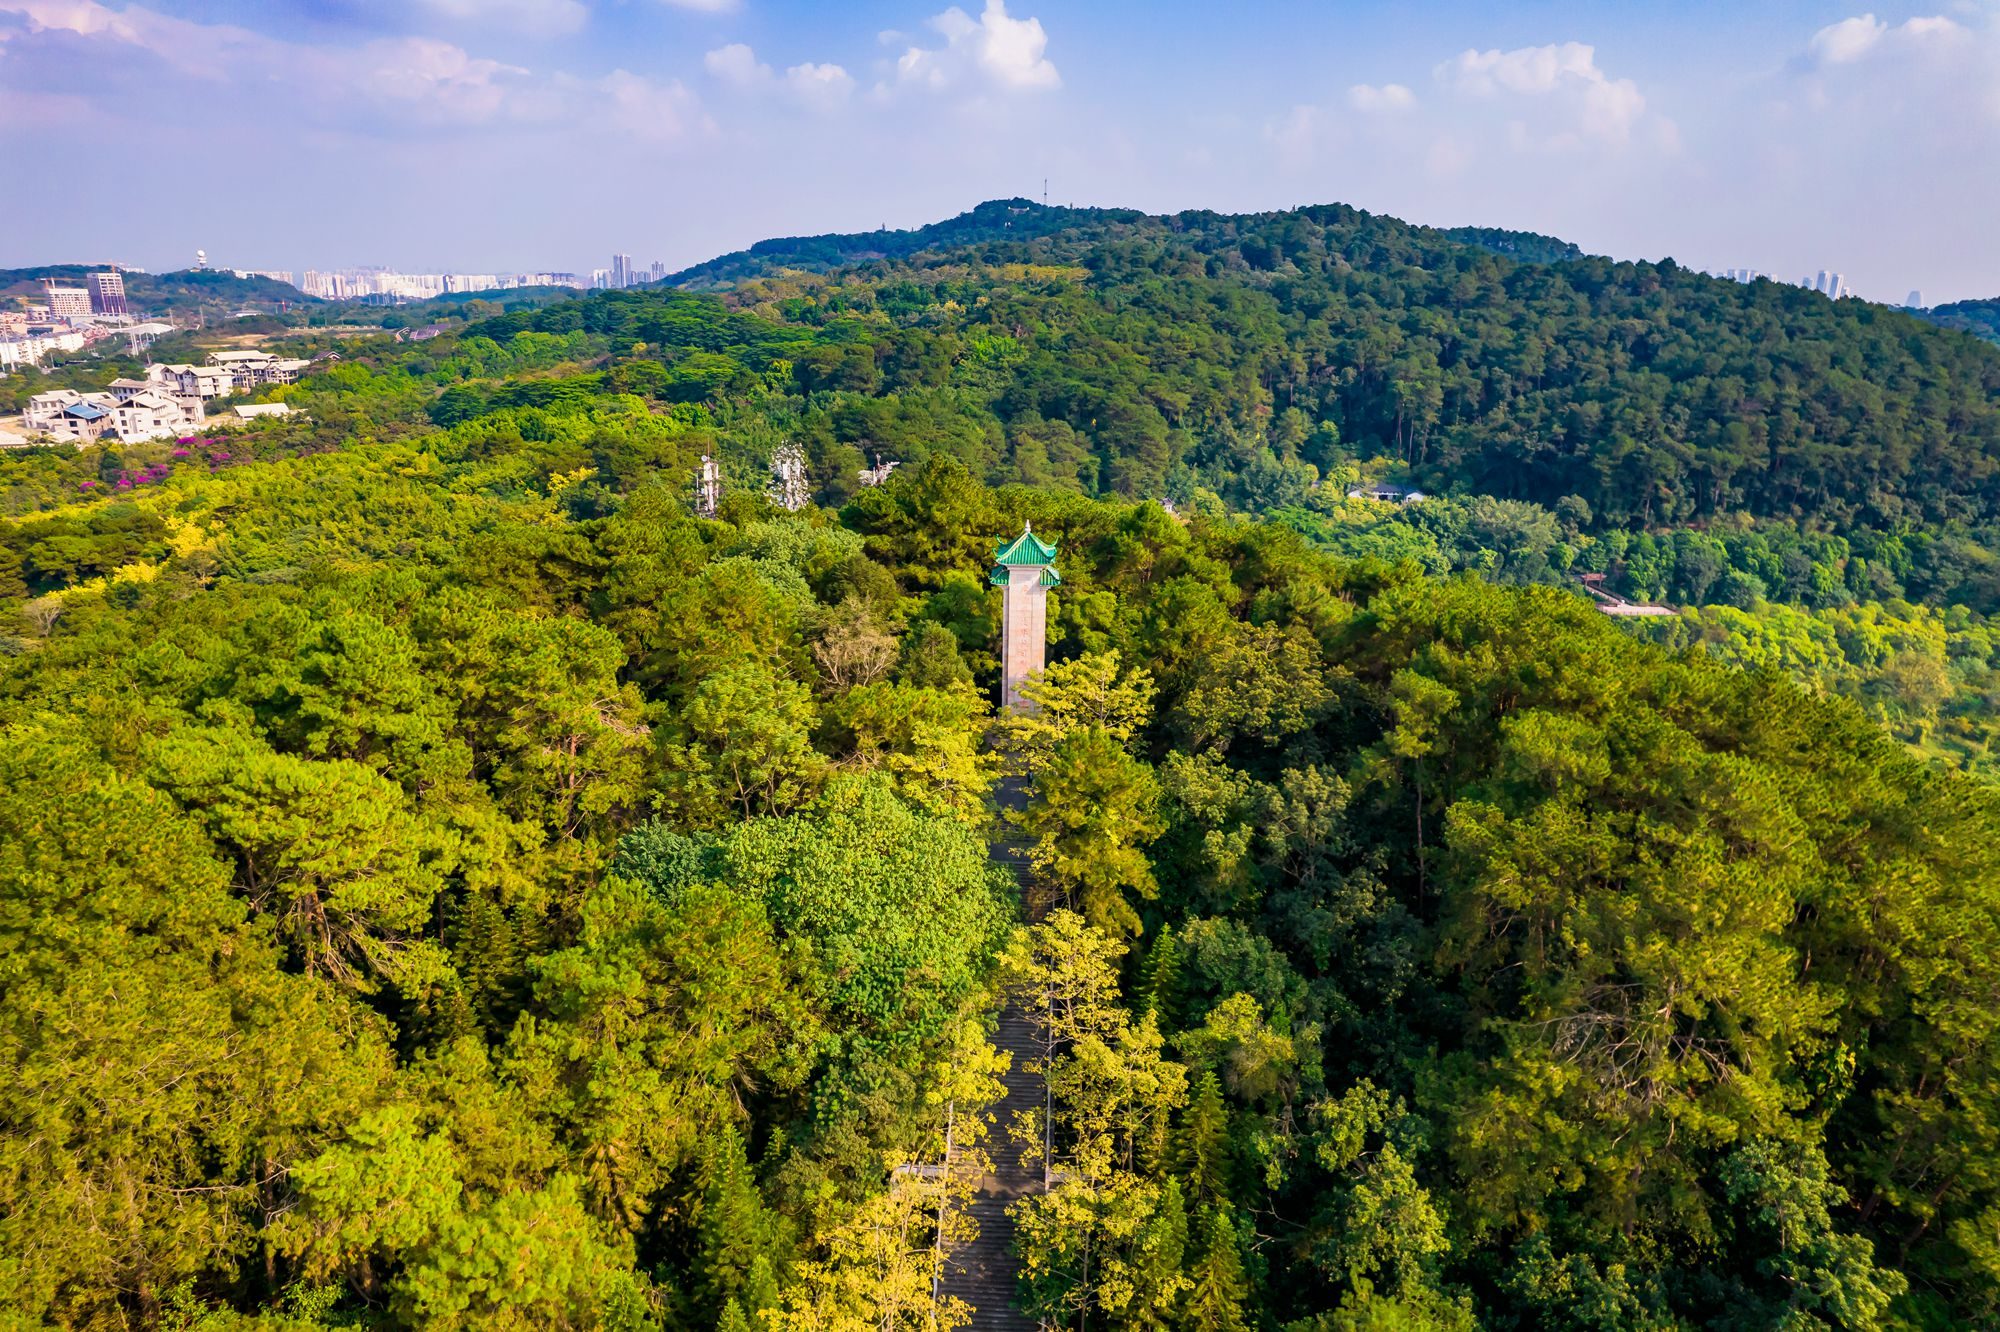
top-left (6, 199), bottom-right (2000, 1330)
top-left (1924, 299), bottom-right (2000, 346)
top-left (664, 200), bottom-right (1589, 290)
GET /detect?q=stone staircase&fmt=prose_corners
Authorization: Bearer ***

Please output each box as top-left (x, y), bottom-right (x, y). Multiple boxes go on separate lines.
top-left (938, 774), bottom-right (1043, 1332)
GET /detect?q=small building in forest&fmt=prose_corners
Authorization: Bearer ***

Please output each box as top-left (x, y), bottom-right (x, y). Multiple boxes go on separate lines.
top-left (1347, 482), bottom-right (1427, 504)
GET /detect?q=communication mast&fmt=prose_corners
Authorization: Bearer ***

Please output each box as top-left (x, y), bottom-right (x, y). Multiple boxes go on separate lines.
top-left (768, 443), bottom-right (809, 511)
top-left (858, 453), bottom-right (900, 487)
top-left (695, 455), bottom-right (721, 518)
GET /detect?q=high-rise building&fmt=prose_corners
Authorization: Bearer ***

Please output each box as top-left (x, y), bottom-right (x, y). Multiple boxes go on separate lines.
top-left (1907, 290), bottom-right (1926, 310)
top-left (649, 260), bottom-right (666, 283)
top-left (610, 253), bottom-right (633, 289)
top-left (1810, 270), bottom-right (1849, 300)
top-left (43, 282), bottom-right (91, 319)
top-left (87, 269), bottom-right (128, 317)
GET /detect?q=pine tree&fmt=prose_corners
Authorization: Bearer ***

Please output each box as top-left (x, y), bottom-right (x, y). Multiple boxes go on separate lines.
top-left (446, 890), bottom-right (528, 1035)
top-left (1127, 1177), bottom-right (1190, 1331)
top-left (1178, 1071), bottom-right (1232, 1201)
top-left (694, 1125), bottom-right (775, 1321)
top-left (741, 1253), bottom-right (781, 1330)
top-left (1183, 1204), bottom-right (1251, 1332)
top-left (1136, 922), bottom-right (1184, 1030)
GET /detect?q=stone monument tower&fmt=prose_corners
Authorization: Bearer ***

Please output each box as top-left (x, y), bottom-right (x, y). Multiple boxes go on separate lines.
top-left (990, 522), bottom-right (1060, 712)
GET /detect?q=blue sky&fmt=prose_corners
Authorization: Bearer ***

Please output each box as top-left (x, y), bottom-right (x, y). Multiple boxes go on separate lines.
top-left (2, 0), bottom-right (1995, 301)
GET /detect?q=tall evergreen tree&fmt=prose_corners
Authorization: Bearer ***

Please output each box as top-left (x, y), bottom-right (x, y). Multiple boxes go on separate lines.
top-left (1183, 1204), bottom-right (1252, 1332)
top-left (1177, 1071), bottom-right (1233, 1203)
top-left (693, 1125), bottom-right (778, 1322)
top-left (1136, 922), bottom-right (1184, 1030)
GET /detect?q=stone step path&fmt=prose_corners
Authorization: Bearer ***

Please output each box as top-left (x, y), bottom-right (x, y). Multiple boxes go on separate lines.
top-left (937, 773), bottom-right (1042, 1332)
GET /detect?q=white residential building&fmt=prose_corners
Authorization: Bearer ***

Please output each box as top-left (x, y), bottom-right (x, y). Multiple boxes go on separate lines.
top-left (0, 331), bottom-right (87, 369)
top-left (147, 362), bottom-right (237, 401)
top-left (206, 349), bottom-right (310, 389)
top-left (24, 391), bottom-right (113, 442)
top-left (115, 391), bottom-right (204, 441)
top-left (25, 387), bottom-right (204, 443)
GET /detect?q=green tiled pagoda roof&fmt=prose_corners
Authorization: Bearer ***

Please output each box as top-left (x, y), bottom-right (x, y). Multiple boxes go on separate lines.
top-left (993, 524), bottom-right (1058, 566)
top-left (989, 562), bottom-right (1063, 588)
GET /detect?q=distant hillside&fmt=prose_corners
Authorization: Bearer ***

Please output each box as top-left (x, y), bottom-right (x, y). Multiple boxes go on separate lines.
top-left (664, 199), bottom-right (1146, 289)
top-left (449, 198), bottom-right (2000, 537)
top-left (669, 200), bottom-right (1598, 292)
top-left (0, 265), bottom-right (315, 316)
top-left (1440, 225), bottom-right (1590, 264)
top-left (1925, 298), bottom-right (2000, 345)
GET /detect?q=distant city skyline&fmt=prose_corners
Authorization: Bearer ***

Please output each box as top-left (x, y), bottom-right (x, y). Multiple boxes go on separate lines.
top-left (3, 1), bottom-right (1996, 303)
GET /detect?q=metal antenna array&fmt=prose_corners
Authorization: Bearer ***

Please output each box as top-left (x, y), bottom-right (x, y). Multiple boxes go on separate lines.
top-left (767, 442), bottom-right (809, 512)
top-left (695, 454), bottom-right (720, 518)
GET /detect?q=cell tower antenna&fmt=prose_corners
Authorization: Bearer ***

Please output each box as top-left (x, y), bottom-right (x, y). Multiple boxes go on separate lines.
top-left (768, 442), bottom-right (809, 512)
top-left (695, 454), bottom-right (721, 518)
top-left (1043, 178), bottom-right (1048, 208)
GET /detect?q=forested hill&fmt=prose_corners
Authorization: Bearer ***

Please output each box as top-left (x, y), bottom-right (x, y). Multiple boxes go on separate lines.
top-left (664, 198), bottom-right (1145, 288)
top-left (667, 199), bottom-right (1589, 290)
top-left (1925, 297), bottom-right (2000, 345)
top-left (506, 199), bottom-right (2000, 535)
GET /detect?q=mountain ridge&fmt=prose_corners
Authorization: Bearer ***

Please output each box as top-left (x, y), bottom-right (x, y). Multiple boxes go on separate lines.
top-left (662, 197), bottom-right (1593, 290)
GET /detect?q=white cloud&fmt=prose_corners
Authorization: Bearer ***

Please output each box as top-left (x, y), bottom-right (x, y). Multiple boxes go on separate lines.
top-left (703, 43), bottom-right (853, 108)
top-left (362, 37), bottom-right (527, 124)
top-left (786, 61), bottom-right (855, 106)
top-left (0, 0), bottom-right (707, 140)
top-left (704, 41), bottom-right (770, 86)
top-left (596, 68), bottom-right (708, 140)
top-left (0, 0), bottom-right (270, 79)
top-left (657, 0), bottom-right (738, 11)
top-left (418, 0), bottom-right (588, 38)
top-left (1439, 40), bottom-right (1652, 147)
top-left (894, 0), bottom-right (1058, 93)
top-left (1808, 14), bottom-right (1888, 63)
top-left (1347, 82), bottom-right (1414, 113)
top-left (1446, 41), bottom-right (1600, 95)
top-left (1791, 10), bottom-right (1995, 131)
top-left (1807, 12), bottom-right (1966, 65)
